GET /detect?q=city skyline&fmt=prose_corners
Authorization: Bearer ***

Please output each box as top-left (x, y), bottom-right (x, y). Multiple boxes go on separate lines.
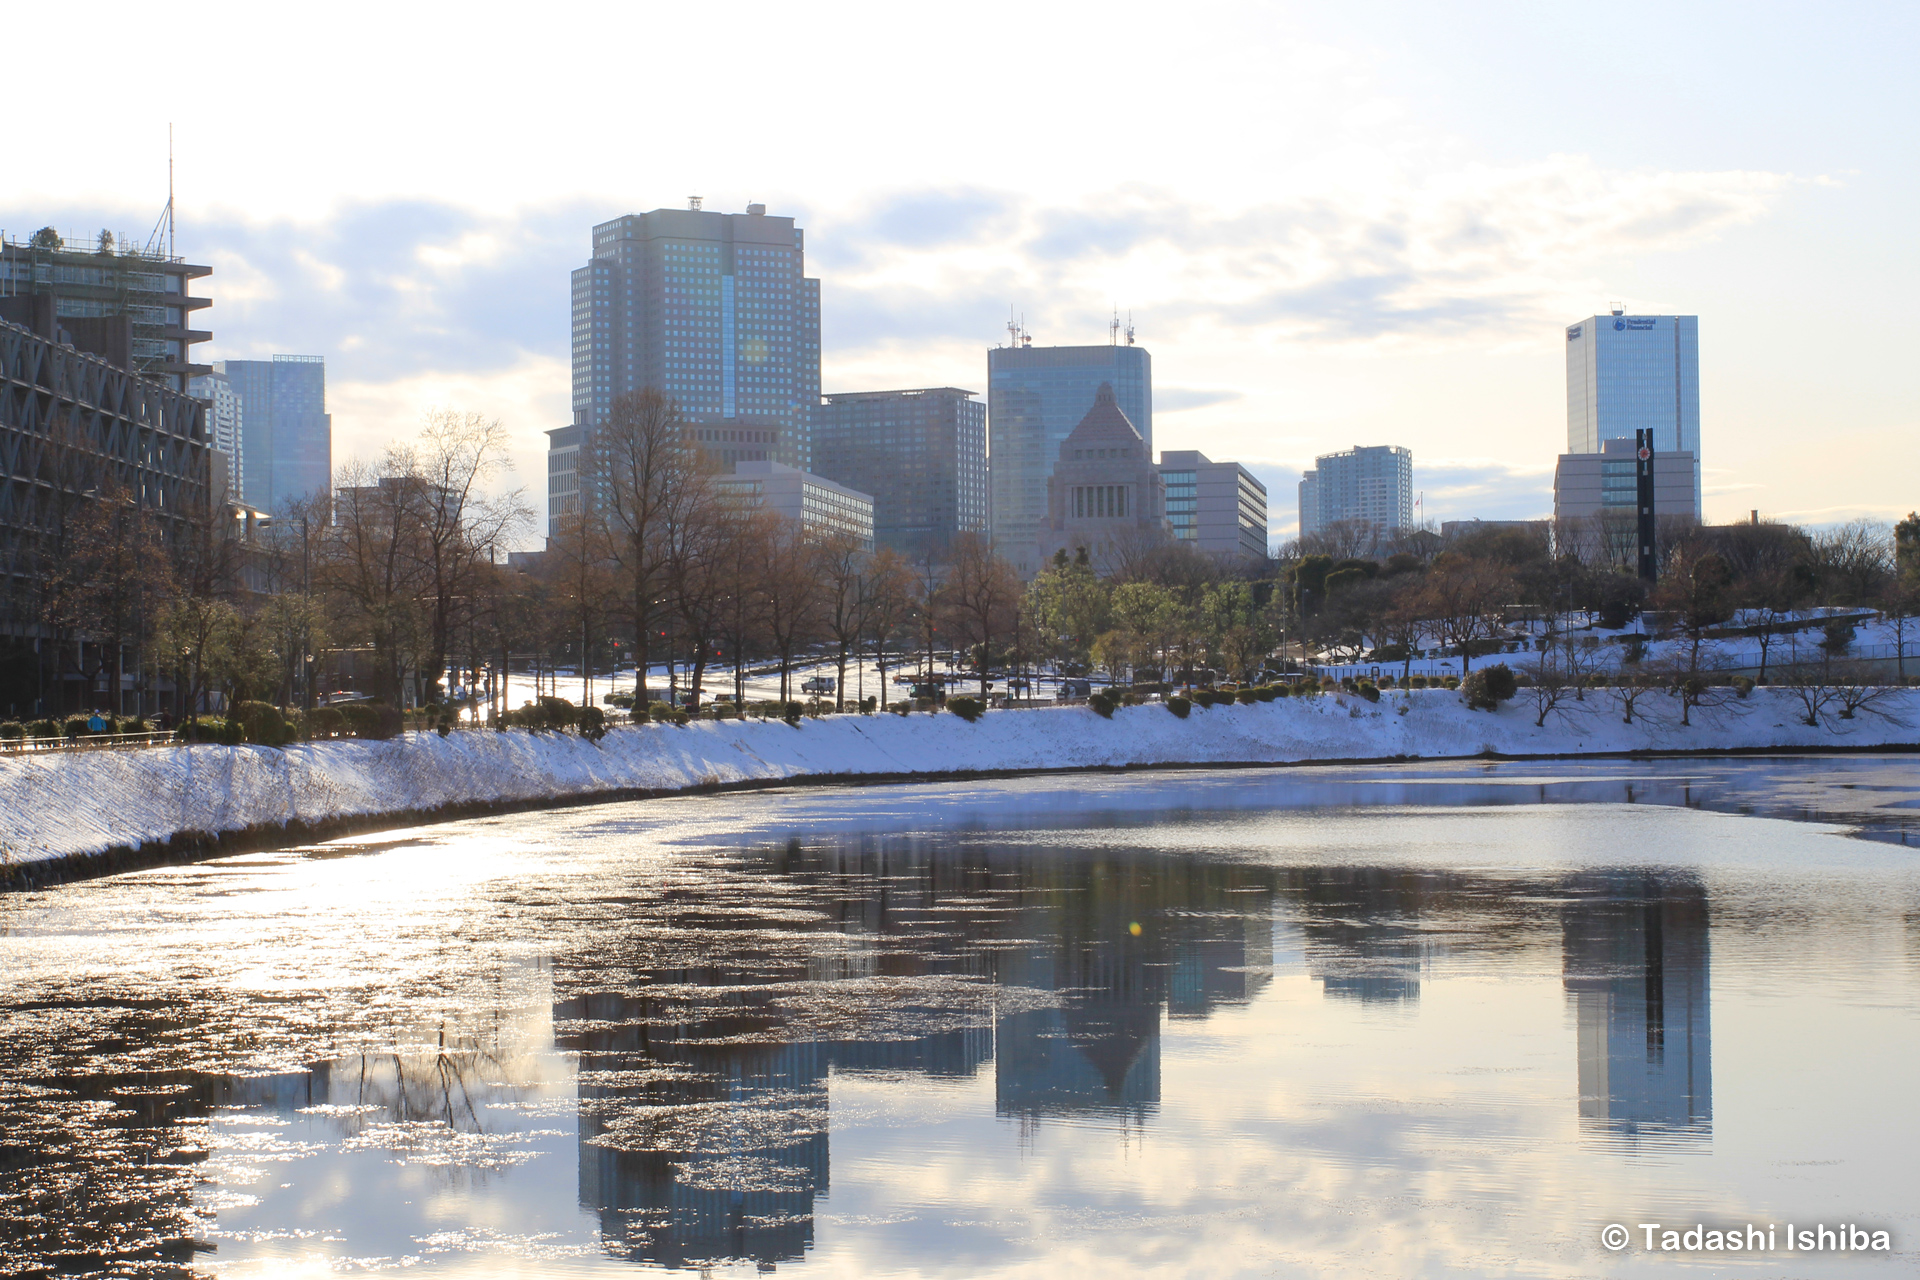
top-left (7, 3), bottom-right (1913, 544)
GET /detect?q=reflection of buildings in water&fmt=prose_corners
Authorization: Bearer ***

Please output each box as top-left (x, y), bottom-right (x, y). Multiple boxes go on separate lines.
top-left (1562, 874), bottom-right (1711, 1138)
top-left (992, 872), bottom-right (1272, 1119)
top-left (1292, 868), bottom-right (1433, 1005)
top-left (557, 842), bottom-right (1277, 1266)
top-left (557, 988), bottom-right (991, 1270)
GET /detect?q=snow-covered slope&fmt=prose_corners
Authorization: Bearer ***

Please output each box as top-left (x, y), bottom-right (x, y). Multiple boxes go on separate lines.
top-left (1, 687), bottom-right (1914, 872)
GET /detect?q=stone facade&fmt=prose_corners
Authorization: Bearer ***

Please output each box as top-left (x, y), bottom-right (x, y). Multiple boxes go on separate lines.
top-left (1034, 383), bottom-right (1163, 576)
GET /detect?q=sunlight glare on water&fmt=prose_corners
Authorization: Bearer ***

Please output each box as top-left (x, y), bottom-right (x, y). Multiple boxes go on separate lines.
top-left (0, 757), bottom-right (1916, 1277)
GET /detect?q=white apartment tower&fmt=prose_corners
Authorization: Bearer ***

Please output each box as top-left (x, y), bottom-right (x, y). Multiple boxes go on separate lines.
top-left (1298, 445), bottom-right (1413, 538)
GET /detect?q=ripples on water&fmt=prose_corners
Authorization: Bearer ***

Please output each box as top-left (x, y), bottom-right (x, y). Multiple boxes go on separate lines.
top-left (0, 757), bottom-right (1916, 1277)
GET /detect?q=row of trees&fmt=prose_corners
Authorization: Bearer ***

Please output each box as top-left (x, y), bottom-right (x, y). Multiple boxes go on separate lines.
top-left (6, 381), bottom-right (1915, 723)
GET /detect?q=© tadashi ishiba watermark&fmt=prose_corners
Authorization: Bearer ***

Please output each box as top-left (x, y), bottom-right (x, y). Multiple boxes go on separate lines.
top-left (1600, 1222), bottom-right (1892, 1254)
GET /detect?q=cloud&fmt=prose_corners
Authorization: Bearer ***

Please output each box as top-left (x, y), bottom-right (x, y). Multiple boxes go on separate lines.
top-left (1157, 387), bottom-right (1244, 413)
top-left (1, 155), bottom-right (1791, 542)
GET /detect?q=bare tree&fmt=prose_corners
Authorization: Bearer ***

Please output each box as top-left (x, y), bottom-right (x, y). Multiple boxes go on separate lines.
top-left (590, 390), bottom-right (695, 704)
top-left (760, 521), bottom-right (823, 702)
top-left (406, 411), bottom-right (532, 704)
top-left (1416, 553), bottom-right (1510, 673)
top-left (813, 534), bottom-right (871, 712)
top-left (861, 546), bottom-right (916, 707)
top-left (940, 532), bottom-right (1022, 699)
top-left (1606, 669), bottom-right (1664, 725)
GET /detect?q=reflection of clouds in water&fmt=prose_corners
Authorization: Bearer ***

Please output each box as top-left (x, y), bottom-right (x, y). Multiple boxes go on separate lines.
top-left (3, 766), bottom-right (1918, 1275)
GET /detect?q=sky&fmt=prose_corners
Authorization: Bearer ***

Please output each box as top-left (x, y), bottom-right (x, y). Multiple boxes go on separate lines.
top-left (7, 0), bottom-right (1916, 545)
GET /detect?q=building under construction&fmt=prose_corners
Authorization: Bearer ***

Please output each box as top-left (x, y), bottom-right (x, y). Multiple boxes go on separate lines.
top-left (0, 228), bottom-right (215, 716)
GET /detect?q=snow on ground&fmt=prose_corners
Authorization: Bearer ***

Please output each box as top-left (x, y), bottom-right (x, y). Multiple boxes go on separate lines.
top-left (3, 686), bottom-right (1916, 873)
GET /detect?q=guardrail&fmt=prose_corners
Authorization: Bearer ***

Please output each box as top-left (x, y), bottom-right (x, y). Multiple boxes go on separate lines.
top-left (0, 731), bottom-right (177, 754)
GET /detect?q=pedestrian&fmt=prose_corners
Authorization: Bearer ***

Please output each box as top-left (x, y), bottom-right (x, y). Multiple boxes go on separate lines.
top-left (87, 709), bottom-right (107, 735)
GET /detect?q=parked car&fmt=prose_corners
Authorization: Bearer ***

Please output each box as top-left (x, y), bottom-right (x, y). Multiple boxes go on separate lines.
top-left (800, 676), bottom-right (837, 695)
top-left (1059, 679), bottom-right (1092, 701)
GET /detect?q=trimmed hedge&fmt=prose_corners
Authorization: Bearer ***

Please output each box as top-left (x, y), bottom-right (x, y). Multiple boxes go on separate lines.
top-left (1087, 691), bottom-right (1117, 719)
top-left (231, 700), bottom-right (293, 746)
top-left (947, 696), bottom-right (985, 723)
top-left (577, 706), bottom-right (609, 742)
top-left (1166, 695), bottom-right (1192, 719)
top-left (339, 701), bottom-right (402, 740)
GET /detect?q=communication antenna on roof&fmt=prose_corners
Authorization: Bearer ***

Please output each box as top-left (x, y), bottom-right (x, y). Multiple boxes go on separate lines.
top-left (1006, 308), bottom-right (1031, 348)
top-left (145, 124), bottom-right (175, 259)
top-left (688, 195), bottom-right (704, 211)
top-left (1125, 311), bottom-right (1135, 346)
top-left (1109, 308), bottom-right (1120, 346)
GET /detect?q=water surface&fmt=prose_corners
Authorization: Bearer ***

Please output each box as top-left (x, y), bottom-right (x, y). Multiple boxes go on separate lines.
top-left (2, 756), bottom-right (1917, 1277)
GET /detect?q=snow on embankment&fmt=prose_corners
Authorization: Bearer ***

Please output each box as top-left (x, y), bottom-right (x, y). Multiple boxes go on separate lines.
top-left (1, 686), bottom-right (1915, 874)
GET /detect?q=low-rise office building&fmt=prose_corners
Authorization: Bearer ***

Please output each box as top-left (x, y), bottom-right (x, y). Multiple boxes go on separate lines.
top-left (1552, 436), bottom-right (1697, 523)
top-left (1156, 450), bottom-right (1267, 563)
top-left (715, 461), bottom-right (875, 551)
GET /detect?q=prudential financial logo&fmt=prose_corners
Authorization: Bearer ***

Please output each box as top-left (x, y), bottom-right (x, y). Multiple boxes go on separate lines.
top-left (1614, 320), bottom-right (1626, 330)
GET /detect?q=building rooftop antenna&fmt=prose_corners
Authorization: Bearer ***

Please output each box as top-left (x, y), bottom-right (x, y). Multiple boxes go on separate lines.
top-left (1125, 311), bottom-right (1135, 346)
top-left (145, 124), bottom-right (175, 260)
top-left (1109, 308), bottom-right (1120, 346)
top-left (688, 195), bottom-right (704, 211)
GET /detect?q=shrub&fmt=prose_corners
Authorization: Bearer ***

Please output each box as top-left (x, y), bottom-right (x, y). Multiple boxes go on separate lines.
top-left (1461, 664), bottom-right (1517, 711)
top-left (176, 716), bottom-right (243, 745)
top-left (1235, 688), bottom-right (1259, 705)
top-left (1087, 691), bottom-right (1116, 718)
top-left (1410, 675), bottom-right (1429, 689)
top-left (1821, 618), bottom-right (1855, 654)
top-left (1166, 695), bottom-right (1192, 718)
top-left (890, 700), bottom-right (912, 715)
top-left (782, 700), bottom-right (804, 726)
top-left (577, 705), bottom-right (609, 742)
top-left (537, 696), bottom-right (578, 730)
top-left (308, 705), bottom-right (345, 738)
top-left (1731, 675), bottom-right (1755, 699)
top-left (231, 700), bottom-right (292, 746)
top-left (647, 701), bottom-right (677, 724)
top-left (1355, 680), bottom-right (1381, 703)
top-left (1441, 676), bottom-right (1460, 690)
top-left (338, 701), bottom-right (402, 740)
top-left (860, 695), bottom-right (877, 714)
top-left (27, 718), bottom-right (58, 741)
top-left (1254, 685), bottom-right (1280, 702)
top-left (0, 721), bottom-right (21, 741)
top-left (947, 695), bottom-right (985, 723)
top-left (603, 691), bottom-right (635, 708)
top-left (63, 716), bottom-right (91, 739)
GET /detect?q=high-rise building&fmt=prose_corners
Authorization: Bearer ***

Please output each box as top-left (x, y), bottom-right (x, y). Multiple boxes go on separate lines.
top-left (1156, 450), bottom-right (1268, 562)
top-left (572, 202), bottom-right (820, 470)
top-left (811, 387), bottom-right (987, 555)
top-left (988, 342), bottom-right (1151, 576)
top-left (217, 356), bottom-right (331, 513)
top-left (1297, 445), bottom-right (1412, 538)
top-left (0, 230), bottom-right (211, 392)
top-left (1566, 311), bottom-right (1701, 517)
top-left (544, 424), bottom-right (583, 537)
top-left (187, 370), bottom-right (244, 501)
top-left (714, 461), bottom-right (874, 551)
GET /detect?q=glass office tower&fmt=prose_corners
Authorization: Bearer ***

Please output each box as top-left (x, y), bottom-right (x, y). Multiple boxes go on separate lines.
top-left (1566, 313), bottom-right (1701, 516)
top-left (572, 202), bottom-right (821, 471)
top-left (812, 387), bottom-right (987, 555)
top-left (216, 355), bottom-right (331, 513)
top-left (987, 343), bottom-right (1151, 576)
